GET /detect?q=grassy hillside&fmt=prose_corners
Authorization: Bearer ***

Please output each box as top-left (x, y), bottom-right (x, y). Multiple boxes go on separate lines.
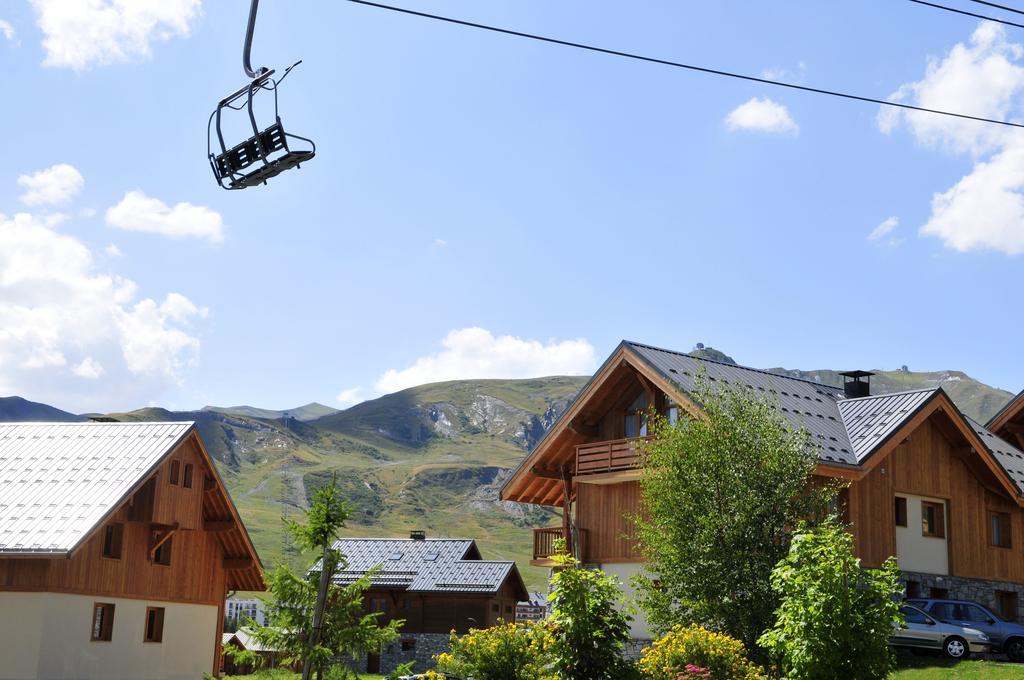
top-left (0, 396), bottom-right (84, 422)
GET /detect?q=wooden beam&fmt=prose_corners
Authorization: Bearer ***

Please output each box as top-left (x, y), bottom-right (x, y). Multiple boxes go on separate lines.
top-left (203, 520), bottom-right (236, 533)
top-left (223, 557), bottom-right (254, 570)
top-left (568, 419), bottom-right (599, 437)
top-left (149, 522), bottom-right (179, 558)
top-left (1005, 422), bottom-right (1024, 435)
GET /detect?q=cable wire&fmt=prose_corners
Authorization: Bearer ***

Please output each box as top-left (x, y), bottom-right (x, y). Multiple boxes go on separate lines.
top-left (346, 0), bottom-right (1024, 130)
top-left (906, 0), bottom-right (1024, 30)
top-left (968, 0), bottom-right (1024, 17)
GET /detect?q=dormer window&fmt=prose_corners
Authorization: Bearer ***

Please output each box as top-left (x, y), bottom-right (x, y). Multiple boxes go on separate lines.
top-left (387, 551), bottom-right (403, 561)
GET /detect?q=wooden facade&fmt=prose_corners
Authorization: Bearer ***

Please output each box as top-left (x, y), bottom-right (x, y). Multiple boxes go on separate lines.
top-left (363, 579), bottom-right (523, 635)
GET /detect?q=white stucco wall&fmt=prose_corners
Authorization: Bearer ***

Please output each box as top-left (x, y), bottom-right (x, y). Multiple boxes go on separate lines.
top-left (895, 493), bottom-right (949, 575)
top-left (599, 561), bottom-right (655, 640)
top-left (0, 592), bottom-right (218, 680)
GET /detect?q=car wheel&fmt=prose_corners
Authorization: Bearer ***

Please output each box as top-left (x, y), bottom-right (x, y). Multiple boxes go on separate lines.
top-left (1006, 637), bottom-right (1024, 662)
top-left (943, 636), bottom-right (969, 660)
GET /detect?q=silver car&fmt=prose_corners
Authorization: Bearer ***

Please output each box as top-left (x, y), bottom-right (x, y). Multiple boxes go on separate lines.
top-left (891, 604), bottom-right (990, 659)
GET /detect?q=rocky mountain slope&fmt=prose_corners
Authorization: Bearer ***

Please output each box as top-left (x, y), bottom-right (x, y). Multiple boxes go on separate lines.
top-left (2, 348), bottom-right (1017, 588)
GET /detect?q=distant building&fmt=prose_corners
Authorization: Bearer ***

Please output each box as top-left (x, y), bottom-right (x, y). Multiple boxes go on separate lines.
top-left (515, 592), bottom-right (548, 622)
top-left (0, 422), bottom-right (264, 680)
top-left (226, 596), bottom-right (269, 627)
top-left (328, 532), bottom-right (529, 675)
top-left (221, 627), bottom-right (295, 675)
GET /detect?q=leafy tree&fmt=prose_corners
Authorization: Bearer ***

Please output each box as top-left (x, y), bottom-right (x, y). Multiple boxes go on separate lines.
top-left (635, 381), bottom-right (838, 654)
top-left (758, 518), bottom-right (903, 680)
top-left (434, 620), bottom-right (556, 680)
top-left (221, 641), bottom-right (264, 673)
top-left (249, 473), bottom-right (404, 680)
top-left (548, 544), bottom-right (633, 679)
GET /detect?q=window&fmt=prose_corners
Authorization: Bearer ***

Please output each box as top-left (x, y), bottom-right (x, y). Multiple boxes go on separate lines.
top-left (991, 511), bottom-right (1012, 548)
top-left (492, 604), bottom-right (499, 613)
top-left (998, 591), bottom-right (1019, 622)
top-left (153, 536), bottom-right (172, 566)
top-left (91, 603), bottom-right (115, 641)
top-left (168, 460), bottom-right (180, 486)
top-left (370, 598), bottom-right (387, 613)
top-left (182, 463), bottom-right (193, 489)
top-left (900, 606), bottom-right (931, 625)
top-left (666, 398), bottom-right (679, 426)
top-left (505, 605), bottom-right (513, 614)
top-left (905, 580), bottom-right (920, 598)
top-left (624, 393), bottom-right (649, 439)
top-left (401, 639), bottom-right (416, 651)
top-left (921, 501), bottom-right (945, 538)
top-left (144, 607), bottom-right (164, 643)
top-left (930, 602), bottom-right (956, 621)
top-left (958, 604), bottom-right (995, 624)
top-left (894, 497), bottom-right (908, 527)
top-left (930, 587), bottom-right (949, 599)
top-left (102, 523), bottom-right (123, 559)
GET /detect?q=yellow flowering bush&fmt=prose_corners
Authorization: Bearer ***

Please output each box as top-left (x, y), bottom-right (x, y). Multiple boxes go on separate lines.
top-left (434, 620), bottom-right (556, 680)
top-left (638, 625), bottom-right (767, 680)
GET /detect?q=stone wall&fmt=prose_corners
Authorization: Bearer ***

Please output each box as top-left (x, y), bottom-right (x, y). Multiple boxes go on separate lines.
top-left (379, 633), bottom-right (450, 675)
top-left (901, 571), bottom-right (1024, 621)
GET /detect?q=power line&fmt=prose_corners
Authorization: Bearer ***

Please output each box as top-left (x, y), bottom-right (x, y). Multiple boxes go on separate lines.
top-left (347, 0), bottom-right (1024, 130)
top-left (906, 0), bottom-right (1024, 30)
top-left (968, 0), bottom-right (1024, 17)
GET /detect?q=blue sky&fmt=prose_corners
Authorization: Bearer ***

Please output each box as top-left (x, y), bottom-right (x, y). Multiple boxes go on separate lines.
top-left (1, 0), bottom-right (1022, 413)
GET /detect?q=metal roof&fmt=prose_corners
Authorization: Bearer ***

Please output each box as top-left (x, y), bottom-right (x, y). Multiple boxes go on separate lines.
top-left (837, 389), bottom-right (938, 463)
top-left (967, 416), bottom-right (1024, 495)
top-left (626, 342), bottom-right (858, 465)
top-left (0, 421), bottom-right (193, 555)
top-left (327, 538), bottom-right (519, 595)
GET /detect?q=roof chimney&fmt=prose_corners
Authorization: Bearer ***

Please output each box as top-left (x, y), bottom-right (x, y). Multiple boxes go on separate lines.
top-left (409, 530), bottom-right (426, 540)
top-left (840, 371), bottom-right (874, 399)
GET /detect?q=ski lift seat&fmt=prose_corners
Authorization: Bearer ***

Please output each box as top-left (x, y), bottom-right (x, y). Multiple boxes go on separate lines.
top-left (212, 119), bottom-right (315, 188)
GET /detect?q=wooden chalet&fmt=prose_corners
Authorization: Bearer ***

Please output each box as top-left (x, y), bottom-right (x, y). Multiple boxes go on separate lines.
top-left (501, 341), bottom-right (1024, 638)
top-left (0, 422), bottom-right (263, 680)
top-left (330, 533), bottom-right (528, 674)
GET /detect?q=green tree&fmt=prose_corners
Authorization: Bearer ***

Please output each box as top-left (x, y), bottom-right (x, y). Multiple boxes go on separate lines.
top-left (758, 518), bottom-right (903, 680)
top-left (249, 473), bottom-right (404, 680)
top-left (548, 545), bottom-right (633, 679)
top-left (434, 620), bottom-right (556, 680)
top-left (635, 381), bottom-right (837, 654)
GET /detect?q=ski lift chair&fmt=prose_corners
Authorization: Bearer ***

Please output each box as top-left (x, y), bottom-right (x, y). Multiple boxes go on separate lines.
top-left (207, 0), bottom-right (315, 190)
top-left (208, 64), bottom-right (315, 190)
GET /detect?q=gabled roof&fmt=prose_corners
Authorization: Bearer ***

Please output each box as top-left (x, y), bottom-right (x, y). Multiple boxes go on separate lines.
top-left (501, 340), bottom-right (1024, 506)
top-left (328, 538), bottom-right (527, 599)
top-left (989, 389), bottom-right (1024, 434)
top-left (225, 628), bottom-right (281, 653)
top-left (0, 421), bottom-right (193, 554)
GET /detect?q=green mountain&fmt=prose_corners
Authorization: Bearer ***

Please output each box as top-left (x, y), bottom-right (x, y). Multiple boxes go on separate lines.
top-left (202, 402), bottom-right (339, 422)
top-left (0, 396), bottom-right (84, 422)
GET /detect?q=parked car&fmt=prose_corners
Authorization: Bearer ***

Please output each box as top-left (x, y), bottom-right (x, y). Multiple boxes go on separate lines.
top-left (890, 604), bottom-right (990, 659)
top-left (907, 598), bottom-right (1024, 662)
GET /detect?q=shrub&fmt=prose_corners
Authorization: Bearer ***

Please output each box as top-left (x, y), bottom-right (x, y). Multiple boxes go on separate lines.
top-left (434, 620), bottom-right (555, 680)
top-left (758, 518), bottom-right (903, 680)
top-left (638, 625), bottom-right (767, 680)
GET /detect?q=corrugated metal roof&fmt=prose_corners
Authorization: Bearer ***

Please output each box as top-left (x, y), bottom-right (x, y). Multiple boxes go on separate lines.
top-left (967, 416), bottom-right (1024, 495)
top-left (838, 389), bottom-right (938, 463)
top-left (0, 421), bottom-right (193, 555)
top-left (626, 342), bottom-right (858, 464)
top-left (328, 538), bottom-right (517, 594)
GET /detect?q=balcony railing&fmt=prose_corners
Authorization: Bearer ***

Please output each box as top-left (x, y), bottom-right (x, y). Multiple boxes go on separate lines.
top-left (574, 437), bottom-right (649, 476)
top-left (532, 526), bottom-right (587, 562)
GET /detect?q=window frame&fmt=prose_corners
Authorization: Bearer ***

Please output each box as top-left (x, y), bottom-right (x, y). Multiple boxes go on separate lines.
top-left (182, 463), bottom-right (194, 489)
top-left (153, 536), bottom-right (173, 566)
top-left (168, 459), bottom-right (180, 486)
top-left (101, 522), bottom-right (124, 560)
top-left (91, 602), bottom-right (115, 641)
top-left (921, 500), bottom-right (946, 539)
top-left (144, 606), bottom-right (165, 643)
top-left (894, 496), bottom-right (908, 527)
top-left (990, 511), bottom-right (1013, 549)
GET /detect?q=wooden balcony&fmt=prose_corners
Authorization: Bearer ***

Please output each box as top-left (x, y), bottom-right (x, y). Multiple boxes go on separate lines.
top-left (532, 526), bottom-right (587, 565)
top-left (574, 437), bottom-right (648, 476)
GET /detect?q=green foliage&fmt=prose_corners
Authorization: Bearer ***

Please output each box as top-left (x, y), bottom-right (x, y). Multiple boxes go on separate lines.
top-left (434, 620), bottom-right (556, 680)
top-left (638, 625), bottom-right (767, 680)
top-left (548, 548), bottom-right (633, 679)
top-left (223, 642), bottom-right (266, 672)
top-left (248, 475), bottom-right (404, 680)
top-left (758, 518), bottom-right (904, 680)
top-left (634, 380), bottom-right (838, 653)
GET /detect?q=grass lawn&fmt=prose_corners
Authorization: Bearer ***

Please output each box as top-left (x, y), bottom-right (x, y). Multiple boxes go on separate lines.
top-left (893, 655), bottom-right (1024, 678)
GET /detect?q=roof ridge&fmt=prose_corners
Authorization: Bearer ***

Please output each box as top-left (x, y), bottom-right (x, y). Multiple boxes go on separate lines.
top-left (838, 387), bottom-right (940, 402)
top-left (624, 340), bottom-right (846, 392)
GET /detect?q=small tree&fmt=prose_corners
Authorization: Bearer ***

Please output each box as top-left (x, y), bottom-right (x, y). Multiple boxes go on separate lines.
top-left (548, 544), bottom-right (633, 679)
top-left (434, 620), bottom-right (555, 680)
top-left (635, 381), bottom-right (838, 654)
top-left (758, 518), bottom-right (903, 680)
top-left (249, 474), bottom-right (404, 680)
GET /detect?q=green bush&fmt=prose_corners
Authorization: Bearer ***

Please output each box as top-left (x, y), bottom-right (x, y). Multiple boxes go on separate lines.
top-left (434, 620), bottom-right (555, 680)
top-left (638, 625), bottom-right (767, 680)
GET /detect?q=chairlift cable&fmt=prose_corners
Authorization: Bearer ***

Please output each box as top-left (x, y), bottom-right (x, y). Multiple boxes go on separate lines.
top-left (967, 0), bottom-right (1024, 17)
top-left (345, 0), bottom-right (1024, 130)
top-left (905, 0), bottom-right (1024, 30)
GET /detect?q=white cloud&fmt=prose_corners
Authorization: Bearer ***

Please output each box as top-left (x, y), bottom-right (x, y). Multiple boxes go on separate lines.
top-left (106, 190), bottom-right (224, 243)
top-left (868, 216), bottom-right (899, 241)
top-left (105, 243), bottom-right (123, 257)
top-left (17, 164), bottom-right (84, 206)
top-left (374, 327), bottom-right (596, 394)
top-left (880, 22), bottom-right (1024, 255)
top-left (72, 357), bottom-right (104, 379)
top-left (79, 207), bottom-right (97, 218)
top-left (0, 19), bottom-right (17, 44)
top-left (30, 0), bottom-right (201, 71)
top-left (336, 387), bottom-right (364, 406)
top-left (725, 97), bottom-right (799, 134)
top-left (434, 238), bottom-right (447, 247)
top-left (0, 209), bottom-right (206, 410)
top-left (760, 61), bottom-right (807, 83)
